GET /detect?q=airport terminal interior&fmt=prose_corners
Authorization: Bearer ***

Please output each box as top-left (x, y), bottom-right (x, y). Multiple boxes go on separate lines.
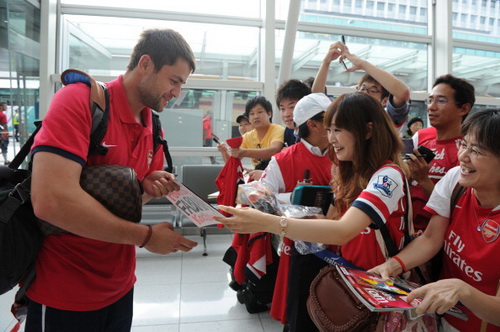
top-left (0, 0), bottom-right (499, 331)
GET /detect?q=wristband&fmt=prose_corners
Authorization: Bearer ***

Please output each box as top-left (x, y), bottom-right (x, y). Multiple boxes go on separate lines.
top-left (392, 255), bottom-right (407, 272)
top-left (139, 225), bottom-right (153, 248)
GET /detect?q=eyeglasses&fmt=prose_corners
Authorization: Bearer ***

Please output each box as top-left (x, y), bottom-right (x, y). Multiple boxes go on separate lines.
top-left (424, 97), bottom-right (457, 106)
top-left (458, 140), bottom-right (489, 159)
top-left (357, 87), bottom-right (381, 95)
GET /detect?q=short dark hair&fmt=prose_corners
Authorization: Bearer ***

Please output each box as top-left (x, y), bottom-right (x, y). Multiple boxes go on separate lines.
top-left (0, 102), bottom-right (6, 107)
top-left (357, 74), bottom-right (390, 100)
top-left (406, 117), bottom-right (424, 137)
top-left (297, 111), bottom-right (325, 140)
top-left (461, 108), bottom-right (500, 157)
top-left (433, 74), bottom-right (475, 110)
top-left (275, 79), bottom-right (311, 108)
top-left (236, 114), bottom-right (249, 123)
top-left (245, 96), bottom-right (273, 121)
top-left (127, 29), bottom-right (196, 73)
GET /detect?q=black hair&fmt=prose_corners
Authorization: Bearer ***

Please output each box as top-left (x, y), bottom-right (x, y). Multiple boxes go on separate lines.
top-left (245, 96), bottom-right (273, 121)
top-left (433, 74), bottom-right (475, 120)
top-left (297, 111), bottom-right (325, 139)
top-left (357, 74), bottom-right (390, 100)
top-left (461, 108), bottom-right (500, 157)
top-left (275, 79), bottom-right (311, 107)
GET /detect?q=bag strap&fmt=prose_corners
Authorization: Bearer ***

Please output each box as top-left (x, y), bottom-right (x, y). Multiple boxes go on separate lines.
top-left (62, 69), bottom-right (174, 173)
top-left (61, 69), bottom-right (110, 156)
top-left (450, 183), bottom-right (466, 218)
top-left (372, 163), bottom-right (410, 258)
top-left (8, 121), bottom-right (42, 170)
top-left (152, 112), bottom-right (173, 173)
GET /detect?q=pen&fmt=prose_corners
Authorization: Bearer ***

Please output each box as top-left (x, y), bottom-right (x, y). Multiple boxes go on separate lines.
top-left (340, 35), bottom-right (348, 70)
top-left (392, 281), bottom-right (413, 293)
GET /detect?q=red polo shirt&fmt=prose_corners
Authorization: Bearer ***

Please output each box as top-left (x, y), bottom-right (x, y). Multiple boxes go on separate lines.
top-left (27, 76), bottom-right (164, 310)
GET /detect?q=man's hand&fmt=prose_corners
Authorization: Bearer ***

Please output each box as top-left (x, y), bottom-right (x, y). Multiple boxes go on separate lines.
top-left (144, 222), bottom-right (198, 254)
top-left (230, 147), bottom-right (245, 159)
top-left (142, 171), bottom-right (179, 198)
top-left (323, 41), bottom-right (345, 64)
top-left (217, 143), bottom-right (228, 153)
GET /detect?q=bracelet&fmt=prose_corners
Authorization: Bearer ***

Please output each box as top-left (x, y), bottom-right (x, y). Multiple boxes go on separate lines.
top-left (279, 216), bottom-right (288, 238)
top-left (139, 225), bottom-right (153, 248)
top-left (392, 255), bottom-right (407, 272)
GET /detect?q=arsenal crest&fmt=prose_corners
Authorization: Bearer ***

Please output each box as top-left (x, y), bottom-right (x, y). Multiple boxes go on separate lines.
top-left (480, 219), bottom-right (500, 243)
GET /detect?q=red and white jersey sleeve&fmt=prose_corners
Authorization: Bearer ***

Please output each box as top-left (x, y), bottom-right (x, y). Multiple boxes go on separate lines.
top-left (423, 166), bottom-right (461, 218)
top-left (341, 164), bottom-right (406, 270)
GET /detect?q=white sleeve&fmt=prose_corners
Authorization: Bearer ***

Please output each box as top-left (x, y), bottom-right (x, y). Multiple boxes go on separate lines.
top-left (259, 156), bottom-right (286, 195)
top-left (425, 166), bottom-right (461, 218)
top-left (412, 131), bottom-right (419, 148)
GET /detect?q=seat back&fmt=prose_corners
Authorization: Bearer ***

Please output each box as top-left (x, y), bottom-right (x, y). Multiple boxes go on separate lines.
top-left (180, 164), bottom-right (223, 204)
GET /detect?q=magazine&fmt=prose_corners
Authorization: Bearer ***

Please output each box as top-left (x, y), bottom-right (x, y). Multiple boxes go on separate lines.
top-left (336, 265), bottom-right (468, 321)
top-left (165, 179), bottom-right (223, 227)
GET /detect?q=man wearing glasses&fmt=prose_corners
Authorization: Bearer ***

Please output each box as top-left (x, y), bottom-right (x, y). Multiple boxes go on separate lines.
top-left (312, 41), bottom-right (410, 133)
top-left (409, 74), bottom-right (475, 234)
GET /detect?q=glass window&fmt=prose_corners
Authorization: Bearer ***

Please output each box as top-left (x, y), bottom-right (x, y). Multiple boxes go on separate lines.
top-left (290, 33), bottom-right (428, 93)
top-left (452, 47), bottom-right (500, 97)
top-left (399, 5), bottom-right (406, 16)
top-left (161, 89), bottom-right (259, 147)
top-left (61, 0), bottom-right (262, 18)
top-left (453, 0), bottom-right (500, 44)
top-left (62, 15), bottom-right (260, 80)
top-left (377, 2), bottom-right (385, 11)
top-left (299, 1), bottom-right (427, 34)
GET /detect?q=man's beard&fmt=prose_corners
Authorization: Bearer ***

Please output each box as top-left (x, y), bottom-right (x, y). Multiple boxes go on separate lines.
top-left (138, 75), bottom-right (164, 112)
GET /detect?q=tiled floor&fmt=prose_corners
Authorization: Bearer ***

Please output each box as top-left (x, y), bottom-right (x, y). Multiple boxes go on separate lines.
top-left (0, 233), bottom-right (285, 332)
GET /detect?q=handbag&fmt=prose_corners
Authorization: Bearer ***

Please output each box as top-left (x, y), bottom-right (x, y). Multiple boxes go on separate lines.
top-left (306, 265), bottom-right (379, 332)
top-left (37, 164), bottom-right (143, 236)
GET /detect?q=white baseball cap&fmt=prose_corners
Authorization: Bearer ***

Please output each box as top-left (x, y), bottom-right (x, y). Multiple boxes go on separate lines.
top-left (293, 93), bottom-right (332, 127)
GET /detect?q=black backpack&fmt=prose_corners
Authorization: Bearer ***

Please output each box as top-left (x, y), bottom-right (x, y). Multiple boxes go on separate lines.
top-left (0, 69), bottom-right (173, 297)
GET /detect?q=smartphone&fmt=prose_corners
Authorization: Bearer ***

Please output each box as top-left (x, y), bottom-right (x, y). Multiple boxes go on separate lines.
top-left (212, 137), bottom-right (220, 144)
top-left (402, 138), bottom-right (414, 155)
top-left (339, 35), bottom-right (348, 70)
top-left (416, 145), bottom-right (436, 164)
top-left (404, 145), bottom-right (435, 164)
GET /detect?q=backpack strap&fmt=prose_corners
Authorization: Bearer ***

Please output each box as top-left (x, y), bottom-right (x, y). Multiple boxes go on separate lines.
top-left (60, 69), bottom-right (110, 156)
top-left (61, 69), bottom-right (174, 172)
top-left (450, 183), bottom-right (466, 218)
top-left (152, 111), bottom-right (173, 173)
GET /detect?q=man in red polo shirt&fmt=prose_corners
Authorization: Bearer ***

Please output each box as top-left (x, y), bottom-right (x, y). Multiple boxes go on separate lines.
top-left (26, 29), bottom-right (198, 331)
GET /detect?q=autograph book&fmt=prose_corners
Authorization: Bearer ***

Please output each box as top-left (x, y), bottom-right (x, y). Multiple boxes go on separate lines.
top-left (336, 265), bottom-right (467, 320)
top-left (165, 180), bottom-right (223, 227)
